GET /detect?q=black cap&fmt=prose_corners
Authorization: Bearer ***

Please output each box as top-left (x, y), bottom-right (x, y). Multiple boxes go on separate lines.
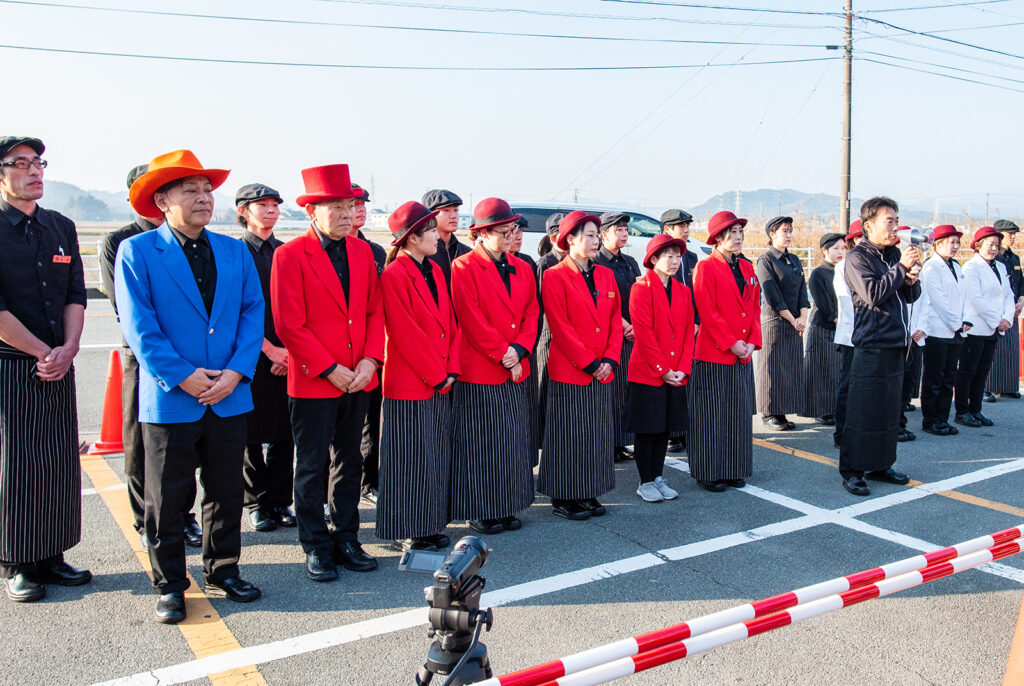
top-left (235, 183), bottom-right (283, 207)
top-left (545, 212), bottom-right (565, 237)
top-left (765, 215), bottom-right (793, 236)
top-left (660, 208), bottom-right (693, 226)
top-left (517, 215), bottom-right (529, 228)
top-left (819, 232), bottom-right (845, 250)
top-left (0, 136), bottom-right (44, 160)
top-left (126, 164), bottom-right (149, 190)
top-left (994, 219), bottom-right (1020, 234)
top-left (421, 189), bottom-right (463, 211)
top-left (352, 183), bottom-right (370, 202)
top-left (599, 211), bottom-right (630, 229)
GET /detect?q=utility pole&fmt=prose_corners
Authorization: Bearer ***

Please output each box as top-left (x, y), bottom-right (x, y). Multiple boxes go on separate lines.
top-left (839, 0), bottom-right (853, 232)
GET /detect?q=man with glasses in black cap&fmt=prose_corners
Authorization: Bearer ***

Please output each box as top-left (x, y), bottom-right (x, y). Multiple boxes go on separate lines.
top-left (661, 208), bottom-right (699, 453)
top-left (423, 189), bottom-right (470, 288)
top-left (0, 136), bottom-right (92, 603)
top-left (101, 164), bottom-right (204, 551)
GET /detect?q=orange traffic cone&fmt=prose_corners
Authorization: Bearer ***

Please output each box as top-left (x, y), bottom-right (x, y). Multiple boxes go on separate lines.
top-left (88, 349), bottom-right (124, 455)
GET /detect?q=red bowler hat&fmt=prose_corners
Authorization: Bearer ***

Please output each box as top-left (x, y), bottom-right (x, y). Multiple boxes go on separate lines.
top-left (556, 210), bottom-right (601, 251)
top-left (931, 224), bottom-right (962, 242)
top-left (643, 233), bottom-right (687, 269)
top-left (389, 201), bottom-right (440, 247)
top-left (847, 219), bottom-right (863, 241)
top-left (295, 164), bottom-right (358, 207)
top-left (971, 225), bottom-right (1002, 251)
top-left (706, 210), bottom-right (748, 244)
top-left (129, 149), bottom-right (230, 218)
top-left (470, 197), bottom-right (520, 232)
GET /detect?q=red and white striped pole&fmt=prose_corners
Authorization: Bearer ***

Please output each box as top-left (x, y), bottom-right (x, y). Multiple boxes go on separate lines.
top-left (478, 525), bottom-right (1024, 686)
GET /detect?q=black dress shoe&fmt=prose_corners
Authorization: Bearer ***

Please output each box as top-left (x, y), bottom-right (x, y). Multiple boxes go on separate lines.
top-left (37, 561), bottom-right (92, 586)
top-left (334, 541), bottom-right (378, 572)
top-left (973, 412), bottom-right (994, 426)
top-left (206, 576), bottom-right (261, 603)
top-left (499, 516), bottom-right (522, 531)
top-left (249, 508), bottom-right (278, 532)
top-left (761, 415), bottom-right (793, 431)
top-left (614, 446), bottom-right (635, 462)
top-left (467, 519), bottom-right (504, 535)
top-left (306, 550), bottom-right (338, 582)
top-left (427, 533), bottom-right (451, 548)
top-left (939, 421), bottom-right (959, 435)
top-left (581, 498), bottom-right (606, 517)
top-left (361, 488), bottom-right (379, 505)
top-left (921, 423), bottom-right (953, 436)
top-left (274, 506), bottom-right (297, 528)
top-left (999, 392), bottom-right (1021, 399)
top-left (183, 517), bottom-right (202, 548)
top-left (954, 413), bottom-right (982, 428)
top-left (551, 499), bottom-right (591, 521)
top-left (724, 479), bottom-right (746, 488)
top-left (833, 435), bottom-right (842, 449)
top-left (5, 573), bottom-right (45, 602)
top-left (815, 415), bottom-right (836, 426)
top-left (697, 480), bottom-right (727, 492)
top-left (666, 440), bottom-right (684, 453)
top-left (983, 391), bottom-right (997, 403)
top-left (155, 592), bottom-right (186, 624)
top-left (865, 468), bottom-right (910, 485)
top-left (903, 402), bottom-right (916, 412)
top-left (896, 428), bottom-right (917, 442)
top-left (139, 531), bottom-right (149, 552)
top-left (842, 476), bottom-right (870, 496)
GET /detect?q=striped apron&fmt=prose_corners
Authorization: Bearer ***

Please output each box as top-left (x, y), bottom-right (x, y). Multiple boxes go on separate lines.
top-left (688, 359), bottom-right (755, 482)
top-left (537, 380), bottom-right (615, 500)
top-left (986, 318), bottom-right (1020, 394)
top-left (607, 338), bottom-right (635, 448)
top-left (525, 350), bottom-right (542, 467)
top-left (755, 314), bottom-right (805, 416)
top-left (801, 324), bottom-right (841, 418)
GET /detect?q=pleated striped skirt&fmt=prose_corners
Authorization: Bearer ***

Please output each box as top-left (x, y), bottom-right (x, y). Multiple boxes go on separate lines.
top-left (801, 324), bottom-right (841, 418)
top-left (607, 338), bottom-right (635, 448)
top-left (525, 351), bottom-right (542, 467)
top-left (535, 321), bottom-right (552, 444)
top-left (688, 359), bottom-right (755, 482)
top-left (0, 356), bottom-right (81, 563)
top-left (986, 318), bottom-right (1020, 394)
top-left (376, 394), bottom-right (453, 540)
top-left (537, 380), bottom-right (615, 500)
top-left (755, 316), bottom-right (805, 416)
top-left (450, 380), bottom-right (535, 520)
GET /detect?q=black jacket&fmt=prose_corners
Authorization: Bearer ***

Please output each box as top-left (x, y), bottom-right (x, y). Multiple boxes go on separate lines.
top-left (808, 263), bottom-right (838, 330)
top-left (845, 238), bottom-right (921, 349)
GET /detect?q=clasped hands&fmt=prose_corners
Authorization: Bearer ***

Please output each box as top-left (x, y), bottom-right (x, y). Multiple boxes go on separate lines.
top-left (730, 340), bottom-right (756, 362)
top-left (326, 358), bottom-right (379, 393)
top-left (180, 368), bottom-right (243, 405)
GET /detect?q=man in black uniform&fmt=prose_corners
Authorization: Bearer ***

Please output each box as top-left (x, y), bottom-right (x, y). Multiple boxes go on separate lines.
top-left (235, 183), bottom-right (296, 532)
top-left (0, 136), bottom-right (92, 603)
top-left (100, 164), bottom-right (202, 550)
top-left (661, 208), bottom-right (698, 453)
top-left (423, 189), bottom-right (470, 289)
top-left (989, 219), bottom-right (1024, 398)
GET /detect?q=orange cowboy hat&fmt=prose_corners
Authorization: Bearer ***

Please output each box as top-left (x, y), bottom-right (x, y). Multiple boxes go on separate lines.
top-left (129, 150), bottom-right (230, 217)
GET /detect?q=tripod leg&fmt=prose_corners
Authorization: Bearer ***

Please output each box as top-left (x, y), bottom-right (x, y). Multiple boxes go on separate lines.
top-left (416, 665), bottom-right (433, 684)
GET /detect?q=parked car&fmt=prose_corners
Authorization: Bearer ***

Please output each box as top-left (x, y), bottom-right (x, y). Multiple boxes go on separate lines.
top-left (510, 203), bottom-right (711, 265)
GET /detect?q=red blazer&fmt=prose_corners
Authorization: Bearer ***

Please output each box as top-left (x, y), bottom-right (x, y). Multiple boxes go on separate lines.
top-left (270, 228), bottom-right (385, 398)
top-left (694, 250), bottom-right (762, 365)
top-left (542, 257), bottom-right (623, 385)
top-left (628, 270), bottom-right (695, 386)
top-left (380, 253), bottom-right (461, 401)
top-left (450, 245), bottom-right (540, 385)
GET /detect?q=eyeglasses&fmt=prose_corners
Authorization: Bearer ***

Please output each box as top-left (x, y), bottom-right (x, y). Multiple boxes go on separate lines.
top-left (1, 157), bottom-right (47, 170)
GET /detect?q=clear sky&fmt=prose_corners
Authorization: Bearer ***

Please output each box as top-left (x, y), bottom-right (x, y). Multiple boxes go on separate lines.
top-left (3, 0), bottom-right (1023, 217)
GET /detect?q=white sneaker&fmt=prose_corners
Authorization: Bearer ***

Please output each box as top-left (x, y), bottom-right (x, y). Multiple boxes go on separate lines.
top-left (653, 476), bottom-right (679, 500)
top-left (637, 482), bottom-right (664, 503)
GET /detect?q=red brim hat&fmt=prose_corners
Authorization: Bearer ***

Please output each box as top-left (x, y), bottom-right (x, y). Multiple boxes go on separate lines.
top-left (129, 149), bottom-right (229, 218)
top-left (931, 224), bottom-right (963, 242)
top-left (846, 219), bottom-right (863, 241)
top-left (556, 210), bottom-right (602, 252)
top-left (389, 201), bottom-right (440, 247)
top-left (706, 211), bottom-right (748, 244)
top-left (971, 226), bottom-right (1002, 251)
top-left (643, 234), bottom-right (687, 269)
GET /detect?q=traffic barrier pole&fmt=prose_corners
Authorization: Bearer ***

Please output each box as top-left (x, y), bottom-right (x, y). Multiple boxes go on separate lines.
top-left (87, 349), bottom-right (124, 455)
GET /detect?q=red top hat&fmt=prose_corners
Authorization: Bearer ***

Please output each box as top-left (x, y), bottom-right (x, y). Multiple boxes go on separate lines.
top-left (847, 219), bottom-right (863, 241)
top-left (971, 225), bottom-right (1002, 251)
top-left (643, 234), bottom-right (687, 269)
top-left (706, 210), bottom-right (748, 244)
top-left (470, 197), bottom-right (520, 232)
top-left (556, 210), bottom-right (601, 251)
top-left (129, 150), bottom-right (230, 218)
top-left (295, 164), bottom-right (358, 207)
top-left (389, 201), bottom-right (440, 247)
top-left (931, 224), bottom-right (962, 242)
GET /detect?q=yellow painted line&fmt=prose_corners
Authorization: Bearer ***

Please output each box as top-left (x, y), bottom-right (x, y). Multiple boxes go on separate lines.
top-left (753, 437), bottom-right (839, 467)
top-left (80, 453), bottom-right (266, 686)
top-left (1004, 592), bottom-right (1024, 685)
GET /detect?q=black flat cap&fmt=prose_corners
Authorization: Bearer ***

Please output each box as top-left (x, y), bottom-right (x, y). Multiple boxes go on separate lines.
top-left (994, 219), bottom-right (1020, 234)
top-left (517, 215), bottom-right (529, 228)
top-left (235, 183), bottom-right (283, 206)
top-left (421, 189), bottom-right (463, 211)
top-left (600, 211), bottom-right (630, 228)
top-left (126, 164), bottom-right (149, 190)
top-left (545, 212), bottom-right (565, 237)
top-left (352, 183), bottom-right (370, 202)
top-left (0, 136), bottom-right (44, 160)
top-left (819, 232), bottom-right (845, 249)
top-left (660, 208), bottom-right (693, 226)
top-left (765, 215), bottom-right (793, 236)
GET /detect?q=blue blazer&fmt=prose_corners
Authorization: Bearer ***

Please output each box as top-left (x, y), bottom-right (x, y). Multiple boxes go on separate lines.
top-left (115, 223), bottom-right (264, 424)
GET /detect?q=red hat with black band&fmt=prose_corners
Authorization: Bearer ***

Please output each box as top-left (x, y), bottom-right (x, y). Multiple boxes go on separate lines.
top-left (643, 233), bottom-right (687, 270)
top-left (470, 197), bottom-right (520, 232)
top-left (971, 225), bottom-right (1002, 251)
top-left (295, 164), bottom-right (358, 207)
top-left (846, 219), bottom-right (863, 241)
top-left (388, 201), bottom-right (440, 247)
top-left (706, 210), bottom-right (748, 245)
top-left (556, 210), bottom-right (601, 251)
top-left (931, 224), bottom-right (962, 242)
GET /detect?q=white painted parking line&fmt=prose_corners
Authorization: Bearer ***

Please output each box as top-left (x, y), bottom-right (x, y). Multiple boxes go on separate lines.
top-left (82, 484), bottom-right (127, 496)
top-left (79, 343), bottom-right (122, 350)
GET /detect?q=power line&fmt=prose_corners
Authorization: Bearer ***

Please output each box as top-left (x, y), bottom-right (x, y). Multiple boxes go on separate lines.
top-left (860, 49), bottom-right (1024, 85)
top-left (858, 56), bottom-right (1024, 93)
top-left (857, 15), bottom-right (1024, 61)
top-left (856, 26), bottom-right (1024, 72)
top-left (598, 0), bottom-right (840, 15)
top-left (859, 0), bottom-right (1009, 12)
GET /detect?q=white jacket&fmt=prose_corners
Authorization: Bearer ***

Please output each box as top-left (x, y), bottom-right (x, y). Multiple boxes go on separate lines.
top-left (919, 255), bottom-right (965, 340)
top-left (833, 257), bottom-right (854, 347)
top-left (962, 253), bottom-right (1015, 337)
top-left (907, 286), bottom-right (929, 346)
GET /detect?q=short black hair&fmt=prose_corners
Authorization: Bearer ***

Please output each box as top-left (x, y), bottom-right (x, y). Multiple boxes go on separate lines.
top-left (236, 210), bottom-right (248, 228)
top-left (860, 196), bottom-right (899, 224)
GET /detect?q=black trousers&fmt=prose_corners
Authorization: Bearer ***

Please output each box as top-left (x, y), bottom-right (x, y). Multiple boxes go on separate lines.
top-left (921, 338), bottom-right (962, 427)
top-left (955, 336), bottom-right (998, 416)
top-left (899, 345), bottom-right (923, 428)
top-left (634, 432), bottom-right (669, 483)
top-left (833, 344), bottom-right (855, 444)
top-left (290, 392), bottom-right (370, 554)
top-left (142, 409), bottom-right (246, 594)
top-left (243, 440), bottom-right (295, 511)
top-left (360, 384), bottom-right (383, 496)
top-left (123, 349), bottom-right (196, 532)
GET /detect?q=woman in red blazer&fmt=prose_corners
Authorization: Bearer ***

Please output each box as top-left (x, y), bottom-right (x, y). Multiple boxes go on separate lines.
top-left (689, 211), bottom-right (762, 492)
top-left (537, 211), bottom-right (623, 521)
top-left (449, 198), bottom-right (540, 535)
top-left (376, 201), bottom-right (460, 553)
top-left (626, 234), bottom-right (695, 503)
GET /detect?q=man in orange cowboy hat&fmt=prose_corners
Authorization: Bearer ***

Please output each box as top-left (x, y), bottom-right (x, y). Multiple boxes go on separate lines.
top-left (115, 150), bottom-right (265, 624)
top-left (270, 163), bottom-right (385, 582)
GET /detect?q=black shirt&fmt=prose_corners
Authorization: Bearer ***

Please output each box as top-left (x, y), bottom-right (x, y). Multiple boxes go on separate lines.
top-left (314, 226), bottom-right (350, 302)
top-left (808, 262), bottom-right (838, 330)
top-left (357, 230), bottom-right (386, 276)
top-left (489, 252), bottom-right (516, 296)
top-left (943, 255), bottom-right (959, 281)
top-left (168, 225), bottom-right (217, 316)
top-left (756, 246), bottom-right (809, 317)
top-left (101, 217), bottom-right (159, 318)
top-left (0, 198), bottom-right (87, 349)
top-left (414, 253), bottom-right (439, 305)
top-left (594, 246), bottom-right (641, 321)
top-left (242, 231), bottom-right (284, 347)
top-left (576, 259), bottom-right (599, 305)
top-left (669, 250), bottom-right (701, 325)
top-left (996, 248), bottom-right (1024, 300)
top-left (428, 233), bottom-right (472, 292)
top-left (727, 253), bottom-right (746, 295)
top-left (989, 258), bottom-right (1003, 284)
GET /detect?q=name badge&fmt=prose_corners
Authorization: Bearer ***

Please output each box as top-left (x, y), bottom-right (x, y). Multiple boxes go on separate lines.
top-left (53, 255), bottom-right (71, 264)
top-left (608, 291), bottom-right (616, 298)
